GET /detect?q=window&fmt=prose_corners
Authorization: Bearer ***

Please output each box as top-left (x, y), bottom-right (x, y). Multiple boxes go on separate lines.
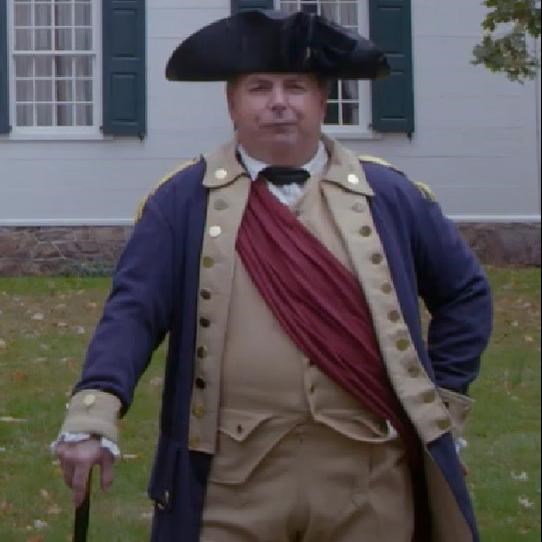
top-left (277, 0), bottom-right (371, 132)
top-left (9, 0), bottom-right (100, 134)
top-left (0, 0), bottom-right (146, 139)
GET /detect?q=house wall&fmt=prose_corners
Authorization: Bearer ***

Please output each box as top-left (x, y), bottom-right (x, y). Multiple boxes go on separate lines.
top-left (0, 0), bottom-right (540, 228)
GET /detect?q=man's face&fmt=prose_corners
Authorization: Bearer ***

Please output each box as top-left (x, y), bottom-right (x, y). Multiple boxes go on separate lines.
top-left (227, 73), bottom-right (327, 166)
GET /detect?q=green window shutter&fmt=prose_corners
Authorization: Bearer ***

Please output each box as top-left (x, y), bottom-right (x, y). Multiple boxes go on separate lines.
top-left (369, 0), bottom-right (414, 135)
top-left (231, 0), bottom-right (274, 13)
top-left (0, 0), bottom-right (10, 134)
top-left (102, 0), bottom-right (146, 137)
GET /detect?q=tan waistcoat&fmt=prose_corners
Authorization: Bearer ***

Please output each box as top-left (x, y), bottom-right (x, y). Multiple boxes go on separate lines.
top-left (213, 168), bottom-right (395, 481)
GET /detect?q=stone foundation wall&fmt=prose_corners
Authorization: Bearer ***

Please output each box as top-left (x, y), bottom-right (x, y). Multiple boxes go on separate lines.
top-left (0, 222), bottom-right (540, 276)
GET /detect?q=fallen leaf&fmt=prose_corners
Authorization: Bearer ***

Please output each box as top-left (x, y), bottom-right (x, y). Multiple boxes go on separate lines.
top-left (511, 471), bottom-right (529, 481)
top-left (46, 504), bottom-right (61, 515)
top-left (73, 326), bottom-right (86, 335)
top-left (32, 519), bottom-right (48, 529)
top-left (518, 496), bottom-right (534, 509)
top-left (122, 453), bottom-right (139, 460)
top-left (0, 339), bottom-right (6, 349)
top-left (31, 313), bottom-right (45, 321)
top-left (39, 489), bottom-right (50, 500)
top-left (524, 335), bottom-right (534, 343)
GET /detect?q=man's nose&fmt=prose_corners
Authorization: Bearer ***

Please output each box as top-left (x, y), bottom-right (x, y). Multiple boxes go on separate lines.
top-left (269, 85), bottom-right (288, 110)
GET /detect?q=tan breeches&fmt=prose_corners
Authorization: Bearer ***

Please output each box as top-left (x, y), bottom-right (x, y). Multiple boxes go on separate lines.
top-left (200, 422), bottom-right (414, 542)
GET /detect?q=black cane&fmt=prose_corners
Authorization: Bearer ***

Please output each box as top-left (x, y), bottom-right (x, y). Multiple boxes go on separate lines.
top-left (73, 468), bottom-right (92, 542)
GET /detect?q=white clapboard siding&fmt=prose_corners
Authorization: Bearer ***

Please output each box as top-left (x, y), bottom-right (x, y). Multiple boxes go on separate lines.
top-left (0, 0), bottom-right (539, 225)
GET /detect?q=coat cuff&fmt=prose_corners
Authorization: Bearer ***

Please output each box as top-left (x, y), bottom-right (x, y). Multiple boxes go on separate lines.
top-left (60, 389), bottom-right (122, 443)
top-left (438, 387), bottom-right (474, 438)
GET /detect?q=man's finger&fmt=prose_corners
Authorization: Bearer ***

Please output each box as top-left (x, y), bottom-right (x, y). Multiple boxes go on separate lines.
top-left (99, 452), bottom-right (115, 491)
top-left (71, 464), bottom-right (92, 507)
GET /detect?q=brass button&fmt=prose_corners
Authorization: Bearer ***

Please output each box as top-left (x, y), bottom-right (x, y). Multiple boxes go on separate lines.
top-left (197, 346), bottom-right (208, 358)
top-left (423, 390), bottom-right (436, 403)
top-left (192, 405), bottom-right (206, 418)
top-left (407, 364), bottom-right (421, 377)
top-left (371, 253), bottom-right (383, 265)
top-left (83, 394), bottom-right (96, 407)
top-left (202, 256), bottom-right (214, 268)
top-left (388, 310), bottom-right (401, 323)
top-left (209, 226), bottom-right (222, 238)
top-left (359, 226), bottom-right (372, 237)
top-left (214, 199), bottom-right (228, 211)
top-left (236, 424), bottom-right (243, 435)
top-left (381, 283), bottom-right (393, 294)
top-left (200, 289), bottom-right (211, 300)
top-left (195, 377), bottom-right (206, 389)
top-left (199, 317), bottom-right (211, 328)
top-left (347, 173), bottom-right (360, 185)
top-left (214, 168), bottom-right (227, 180)
top-left (438, 418), bottom-right (452, 431)
top-left (189, 436), bottom-right (201, 448)
top-left (351, 201), bottom-right (365, 213)
top-left (396, 338), bottom-right (410, 351)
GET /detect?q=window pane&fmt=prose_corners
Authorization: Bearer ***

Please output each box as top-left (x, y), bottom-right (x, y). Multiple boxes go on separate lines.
top-left (34, 3), bottom-right (52, 26)
top-left (55, 3), bottom-right (72, 26)
top-left (36, 79), bottom-right (53, 101)
top-left (56, 79), bottom-right (73, 101)
top-left (75, 104), bottom-right (92, 126)
top-left (35, 55), bottom-right (53, 76)
top-left (328, 80), bottom-right (339, 100)
top-left (340, 3), bottom-right (358, 27)
top-left (36, 103), bottom-right (53, 125)
top-left (300, 2), bottom-right (318, 15)
top-left (75, 79), bottom-right (92, 101)
top-left (75, 28), bottom-right (92, 50)
top-left (35, 29), bottom-right (52, 50)
top-left (15, 56), bottom-right (33, 77)
top-left (321, 1), bottom-right (338, 22)
top-left (55, 55), bottom-right (73, 76)
top-left (15, 4), bottom-right (32, 26)
top-left (341, 102), bottom-right (359, 125)
top-left (280, 2), bottom-right (298, 15)
top-left (16, 104), bottom-right (34, 126)
top-left (75, 56), bottom-right (92, 77)
top-left (16, 79), bottom-right (34, 101)
top-left (57, 104), bottom-right (74, 126)
top-left (325, 102), bottom-right (339, 124)
top-left (341, 80), bottom-right (359, 100)
top-left (74, 3), bottom-right (91, 26)
top-left (55, 29), bottom-right (73, 50)
top-left (15, 29), bottom-right (33, 50)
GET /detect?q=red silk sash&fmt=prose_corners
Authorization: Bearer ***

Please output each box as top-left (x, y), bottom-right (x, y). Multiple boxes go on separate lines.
top-left (235, 178), bottom-right (419, 458)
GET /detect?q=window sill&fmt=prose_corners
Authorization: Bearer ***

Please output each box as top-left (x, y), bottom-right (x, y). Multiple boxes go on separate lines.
top-left (322, 126), bottom-right (383, 141)
top-left (1, 131), bottom-right (113, 142)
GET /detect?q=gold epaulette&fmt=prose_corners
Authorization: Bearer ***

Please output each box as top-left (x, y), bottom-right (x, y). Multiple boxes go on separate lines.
top-left (359, 154), bottom-right (438, 202)
top-left (413, 180), bottom-right (437, 202)
top-left (135, 158), bottom-right (198, 222)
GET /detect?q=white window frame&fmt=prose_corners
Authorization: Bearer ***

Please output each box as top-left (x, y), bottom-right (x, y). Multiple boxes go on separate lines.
top-left (275, 0), bottom-right (374, 138)
top-left (6, 0), bottom-right (103, 140)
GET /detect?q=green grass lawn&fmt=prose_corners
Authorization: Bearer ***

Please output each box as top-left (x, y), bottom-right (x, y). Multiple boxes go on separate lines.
top-left (0, 268), bottom-right (540, 541)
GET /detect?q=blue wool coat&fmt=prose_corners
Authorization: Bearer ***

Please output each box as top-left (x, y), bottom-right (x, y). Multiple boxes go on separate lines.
top-left (75, 157), bottom-right (492, 541)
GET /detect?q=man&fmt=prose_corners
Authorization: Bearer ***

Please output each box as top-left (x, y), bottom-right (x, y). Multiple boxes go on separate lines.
top-left (54, 9), bottom-right (492, 542)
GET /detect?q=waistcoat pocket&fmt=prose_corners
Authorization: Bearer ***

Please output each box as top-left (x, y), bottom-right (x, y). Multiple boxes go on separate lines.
top-left (209, 410), bottom-right (299, 485)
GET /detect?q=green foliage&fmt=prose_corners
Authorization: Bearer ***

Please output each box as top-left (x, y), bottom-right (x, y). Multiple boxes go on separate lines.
top-left (473, 0), bottom-right (541, 82)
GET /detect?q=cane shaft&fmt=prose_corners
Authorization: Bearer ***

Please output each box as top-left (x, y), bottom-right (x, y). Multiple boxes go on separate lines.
top-left (73, 469), bottom-right (92, 542)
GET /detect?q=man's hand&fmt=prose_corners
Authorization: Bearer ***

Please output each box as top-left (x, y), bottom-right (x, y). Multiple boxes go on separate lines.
top-left (55, 437), bottom-right (115, 507)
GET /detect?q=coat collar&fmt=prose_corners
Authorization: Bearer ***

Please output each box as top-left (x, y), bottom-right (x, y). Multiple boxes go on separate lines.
top-left (202, 135), bottom-right (374, 198)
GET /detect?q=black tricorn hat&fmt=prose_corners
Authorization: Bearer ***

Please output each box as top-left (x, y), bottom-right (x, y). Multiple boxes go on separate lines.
top-left (166, 10), bottom-right (390, 81)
